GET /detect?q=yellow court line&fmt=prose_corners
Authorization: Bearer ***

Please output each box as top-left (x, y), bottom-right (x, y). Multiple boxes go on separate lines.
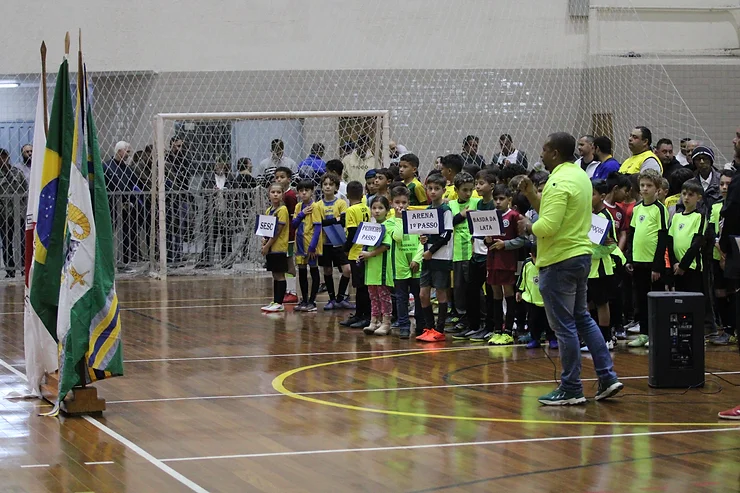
top-left (272, 347), bottom-right (740, 427)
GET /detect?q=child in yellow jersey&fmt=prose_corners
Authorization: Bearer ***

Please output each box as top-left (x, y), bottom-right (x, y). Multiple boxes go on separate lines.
top-left (440, 154), bottom-right (463, 201)
top-left (399, 154), bottom-right (427, 206)
top-left (261, 184), bottom-right (290, 312)
top-left (292, 180), bottom-right (323, 312)
top-left (318, 172), bottom-right (352, 310)
top-left (340, 181), bottom-right (372, 328)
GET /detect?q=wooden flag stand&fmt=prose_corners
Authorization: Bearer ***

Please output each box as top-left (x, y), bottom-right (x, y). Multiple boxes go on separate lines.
top-left (41, 371), bottom-right (106, 416)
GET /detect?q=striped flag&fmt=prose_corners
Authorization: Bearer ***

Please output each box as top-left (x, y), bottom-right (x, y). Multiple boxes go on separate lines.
top-left (21, 80), bottom-right (59, 397)
top-left (54, 56), bottom-right (123, 407)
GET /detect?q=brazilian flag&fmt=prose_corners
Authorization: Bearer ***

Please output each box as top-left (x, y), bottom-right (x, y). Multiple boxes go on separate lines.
top-left (30, 58), bottom-right (73, 342)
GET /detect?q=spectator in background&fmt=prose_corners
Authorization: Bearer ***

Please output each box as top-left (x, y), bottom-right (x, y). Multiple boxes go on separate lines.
top-left (14, 144), bottom-right (32, 183)
top-left (726, 127), bottom-right (740, 172)
top-left (677, 137), bottom-right (691, 167)
top-left (575, 135), bottom-right (599, 178)
top-left (655, 138), bottom-right (682, 181)
top-left (234, 157), bottom-right (258, 189)
top-left (342, 134), bottom-right (377, 184)
top-left (461, 135), bottom-right (487, 169)
top-left (257, 139), bottom-right (297, 186)
top-left (326, 159), bottom-right (348, 201)
top-left (299, 143), bottom-right (327, 176)
top-left (684, 140), bottom-right (702, 172)
top-left (389, 141), bottom-right (408, 165)
top-left (619, 126), bottom-right (662, 174)
top-left (105, 141), bottom-right (144, 269)
top-left (690, 146), bottom-right (721, 208)
top-left (434, 155), bottom-right (444, 172)
top-left (0, 148), bottom-right (27, 278)
top-left (492, 134), bottom-right (529, 170)
top-left (591, 136), bottom-right (621, 180)
top-left (198, 158), bottom-right (239, 268)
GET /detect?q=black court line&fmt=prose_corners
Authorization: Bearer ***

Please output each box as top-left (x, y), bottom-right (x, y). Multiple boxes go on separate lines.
top-left (407, 445), bottom-right (740, 493)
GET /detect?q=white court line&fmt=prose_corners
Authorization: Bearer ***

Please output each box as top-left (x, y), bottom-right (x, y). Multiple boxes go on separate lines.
top-left (0, 356), bottom-right (209, 493)
top-left (160, 427), bottom-right (740, 462)
top-left (84, 461), bottom-right (115, 465)
top-left (20, 464), bottom-right (50, 468)
top-left (123, 345), bottom-right (494, 364)
top-left (122, 302), bottom-right (269, 311)
top-left (106, 371), bottom-right (740, 405)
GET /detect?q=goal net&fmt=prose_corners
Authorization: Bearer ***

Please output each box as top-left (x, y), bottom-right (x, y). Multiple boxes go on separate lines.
top-left (0, 1), bottom-right (729, 280)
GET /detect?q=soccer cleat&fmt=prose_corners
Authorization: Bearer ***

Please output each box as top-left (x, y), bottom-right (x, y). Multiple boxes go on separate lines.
top-left (594, 378), bottom-right (624, 401)
top-left (628, 334), bottom-right (649, 347)
top-left (489, 333), bottom-right (514, 345)
top-left (304, 302), bottom-right (318, 312)
top-left (417, 328), bottom-right (446, 342)
top-left (324, 300), bottom-right (338, 311)
top-left (262, 302), bottom-right (285, 313)
top-left (718, 405), bottom-right (740, 420)
top-left (538, 387), bottom-right (587, 406)
top-left (548, 339), bottom-right (559, 349)
top-left (282, 292), bottom-right (299, 304)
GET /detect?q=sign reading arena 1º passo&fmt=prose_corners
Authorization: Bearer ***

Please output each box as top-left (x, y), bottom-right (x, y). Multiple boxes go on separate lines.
top-left (254, 214), bottom-right (277, 238)
top-left (467, 209), bottom-right (504, 238)
top-left (402, 209), bottom-right (443, 235)
top-left (353, 222), bottom-right (385, 247)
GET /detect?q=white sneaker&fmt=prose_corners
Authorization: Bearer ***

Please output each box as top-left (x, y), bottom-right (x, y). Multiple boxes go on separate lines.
top-left (627, 323), bottom-right (641, 334)
top-left (262, 302), bottom-right (285, 313)
top-left (606, 340), bottom-right (615, 351)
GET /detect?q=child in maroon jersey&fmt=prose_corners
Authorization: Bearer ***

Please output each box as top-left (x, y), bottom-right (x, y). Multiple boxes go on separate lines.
top-left (486, 184), bottom-right (526, 343)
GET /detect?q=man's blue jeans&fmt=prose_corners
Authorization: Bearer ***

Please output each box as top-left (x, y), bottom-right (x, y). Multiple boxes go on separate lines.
top-left (539, 254), bottom-right (618, 393)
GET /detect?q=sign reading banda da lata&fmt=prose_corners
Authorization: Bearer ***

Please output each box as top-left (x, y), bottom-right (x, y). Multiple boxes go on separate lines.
top-left (255, 214), bottom-right (278, 238)
top-left (467, 209), bottom-right (504, 238)
top-left (353, 222), bottom-right (385, 247)
top-left (402, 209), bottom-right (443, 235)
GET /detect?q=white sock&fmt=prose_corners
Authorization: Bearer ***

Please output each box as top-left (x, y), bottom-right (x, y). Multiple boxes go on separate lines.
top-left (286, 275), bottom-right (296, 294)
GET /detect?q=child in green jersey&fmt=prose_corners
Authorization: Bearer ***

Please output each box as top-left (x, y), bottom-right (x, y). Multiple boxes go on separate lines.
top-left (626, 169), bottom-right (668, 347)
top-left (359, 196), bottom-right (394, 335)
top-left (668, 180), bottom-right (706, 293)
top-left (390, 186), bottom-right (424, 339)
top-left (710, 170), bottom-right (735, 344)
top-left (448, 171), bottom-right (479, 331)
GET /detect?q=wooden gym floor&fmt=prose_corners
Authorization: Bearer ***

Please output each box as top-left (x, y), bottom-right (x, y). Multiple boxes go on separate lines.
top-left (1, 276), bottom-right (740, 493)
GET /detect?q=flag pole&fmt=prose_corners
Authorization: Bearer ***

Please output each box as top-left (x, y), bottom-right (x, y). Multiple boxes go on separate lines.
top-left (40, 42), bottom-right (48, 136)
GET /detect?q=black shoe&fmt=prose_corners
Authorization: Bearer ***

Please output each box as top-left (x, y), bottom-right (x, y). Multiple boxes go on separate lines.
top-left (318, 283), bottom-right (327, 293)
top-left (468, 329), bottom-right (490, 342)
top-left (340, 314), bottom-right (360, 327)
top-left (399, 327), bottom-right (411, 339)
top-left (350, 318), bottom-right (370, 329)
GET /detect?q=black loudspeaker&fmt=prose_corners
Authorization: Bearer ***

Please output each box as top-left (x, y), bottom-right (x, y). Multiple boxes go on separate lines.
top-left (647, 291), bottom-right (705, 388)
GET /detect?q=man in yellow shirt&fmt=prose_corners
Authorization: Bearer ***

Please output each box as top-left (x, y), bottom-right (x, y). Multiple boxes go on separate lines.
top-left (518, 132), bottom-right (623, 406)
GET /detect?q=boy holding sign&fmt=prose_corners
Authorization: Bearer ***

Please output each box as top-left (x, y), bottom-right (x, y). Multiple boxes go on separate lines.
top-left (260, 184), bottom-right (290, 312)
top-left (391, 186), bottom-right (424, 339)
top-left (318, 172), bottom-right (353, 310)
top-left (416, 174), bottom-right (454, 342)
top-left (585, 179), bottom-right (619, 350)
top-left (341, 181), bottom-right (372, 328)
top-left (292, 180), bottom-right (324, 312)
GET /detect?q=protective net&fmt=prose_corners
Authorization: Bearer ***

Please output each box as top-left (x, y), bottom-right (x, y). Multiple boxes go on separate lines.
top-left (0, 1), bottom-right (729, 279)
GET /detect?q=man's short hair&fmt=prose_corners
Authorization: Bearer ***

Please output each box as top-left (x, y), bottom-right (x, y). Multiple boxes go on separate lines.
top-left (547, 132), bottom-right (577, 161)
top-left (237, 157), bottom-right (251, 171)
top-left (440, 154), bottom-right (463, 174)
top-left (425, 173), bottom-right (447, 188)
top-left (274, 166), bottom-right (293, 178)
top-left (681, 180), bottom-right (704, 196)
top-left (499, 133), bottom-right (513, 142)
top-left (391, 185), bottom-right (411, 199)
top-left (463, 135), bottom-right (479, 146)
top-left (346, 180), bottom-right (364, 200)
top-left (271, 139), bottom-right (284, 152)
top-left (580, 134), bottom-right (595, 144)
top-left (680, 137), bottom-right (691, 144)
top-left (634, 126), bottom-right (653, 146)
top-left (399, 153), bottom-right (420, 168)
top-left (296, 179), bottom-right (315, 191)
top-left (656, 138), bottom-right (673, 148)
top-left (638, 168), bottom-right (662, 187)
top-left (593, 136), bottom-right (613, 155)
top-left (310, 143), bottom-right (325, 155)
top-left (325, 159), bottom-right (344, 176)
top-left (453, 171), bottom-right (475, 189)
top-left (114, 141), bottom-right (130, 154)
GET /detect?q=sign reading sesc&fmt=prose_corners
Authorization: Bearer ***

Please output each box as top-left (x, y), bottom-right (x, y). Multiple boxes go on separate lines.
top-left (402, 209), bottom-right (443, 235)
top-left (255, 214), bottom-right (278, 238)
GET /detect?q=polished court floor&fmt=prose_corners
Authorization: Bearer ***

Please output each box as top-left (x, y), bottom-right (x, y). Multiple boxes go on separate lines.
top-left (1, 276), bottom-right (740, 492)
